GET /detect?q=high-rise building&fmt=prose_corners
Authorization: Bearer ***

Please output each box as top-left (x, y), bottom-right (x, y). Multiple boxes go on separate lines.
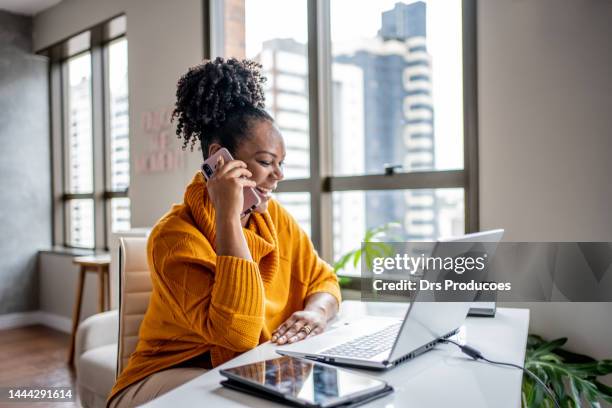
top-left (256, 39), bottom-right (311, 230)
top-left (331, 63), bottom-right (366, 259)
top-left (379, 1), bottom-right (426, 40)
top-left (334, 1), bottom-right (439, 241)
top-left (260, 38), bottom-right (310, 180)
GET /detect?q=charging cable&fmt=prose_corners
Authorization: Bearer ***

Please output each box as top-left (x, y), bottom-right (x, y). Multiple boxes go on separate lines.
top-left (441, 339), bottom-right (561, 408)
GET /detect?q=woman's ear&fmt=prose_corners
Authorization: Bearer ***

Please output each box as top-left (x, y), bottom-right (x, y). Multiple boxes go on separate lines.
top-left (208, 143), bottom-right (223, 158)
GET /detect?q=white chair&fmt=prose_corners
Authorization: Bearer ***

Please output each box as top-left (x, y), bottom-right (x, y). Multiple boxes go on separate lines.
top-left (116, 237), bottom-right (152, 376)
top-left (75, 310), bottom-right (118, 408)
top-left (75, 237), bottom-right (151, 407)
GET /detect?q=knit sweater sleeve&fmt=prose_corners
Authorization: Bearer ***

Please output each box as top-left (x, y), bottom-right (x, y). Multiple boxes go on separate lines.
top-left (299, 232), bottom-right (342, 308)
top-left (277, 204), bottom-right (342, 308)
top-left (151, 231), bottom-right (265, 353)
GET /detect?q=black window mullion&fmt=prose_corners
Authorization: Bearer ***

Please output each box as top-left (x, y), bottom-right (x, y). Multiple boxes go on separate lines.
top-left (60, 61), bottom-right (71, 247)
top-left (327, 171), bottom-right (464, 192)
top-left (102, 40), bottom-right (113, 249)
top-left (307, 0), bottom-right (335, 261)
top-left (50, 61), bottom-right (65, 247)
top-left (307, 0), bottom-right (323, 253)
top-left (462, 0), bottom-right (479, 233)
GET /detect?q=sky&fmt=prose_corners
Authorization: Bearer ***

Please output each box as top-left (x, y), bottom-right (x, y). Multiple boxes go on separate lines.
top-left (243, 0), bottom-right (464, 170)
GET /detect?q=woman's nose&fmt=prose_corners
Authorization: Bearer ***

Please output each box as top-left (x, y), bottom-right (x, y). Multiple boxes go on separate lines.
top-left (272, 164), bottom-right (284, 181)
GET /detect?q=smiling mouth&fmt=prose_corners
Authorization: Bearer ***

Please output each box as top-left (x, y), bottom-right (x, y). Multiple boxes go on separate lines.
top-left (255, 187), bottom-right (274, 199)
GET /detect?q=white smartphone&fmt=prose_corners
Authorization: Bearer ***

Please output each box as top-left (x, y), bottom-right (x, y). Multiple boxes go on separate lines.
top-left (201, 148), bottom-right (261, 218)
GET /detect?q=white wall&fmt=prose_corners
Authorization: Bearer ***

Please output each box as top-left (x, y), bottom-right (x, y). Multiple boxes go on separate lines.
top-left (478, 0), bottom-right (612, 360)
top-left (38, 252), bottom-right (99, 323)
top-left (0, 11), bottom-right (50, 315)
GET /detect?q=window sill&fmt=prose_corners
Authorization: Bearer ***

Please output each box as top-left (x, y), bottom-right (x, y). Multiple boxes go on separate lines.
top-left (39, 246), bottom-right (109, 257)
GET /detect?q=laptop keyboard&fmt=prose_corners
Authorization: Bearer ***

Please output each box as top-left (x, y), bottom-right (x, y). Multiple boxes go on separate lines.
top-left (321, 322), bottom-right (402, 359)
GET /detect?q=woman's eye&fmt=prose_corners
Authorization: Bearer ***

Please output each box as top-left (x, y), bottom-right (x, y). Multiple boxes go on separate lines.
top-left (258, 161), bottom-right (271, 166)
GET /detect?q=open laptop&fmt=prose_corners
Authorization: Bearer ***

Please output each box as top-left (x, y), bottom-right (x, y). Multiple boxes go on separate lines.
top-left (276, 229), bottom-right (504, 370)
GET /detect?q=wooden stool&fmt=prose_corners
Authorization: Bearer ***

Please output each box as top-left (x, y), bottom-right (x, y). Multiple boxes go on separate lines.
top-left (68, 254), bottom-right (111, 367)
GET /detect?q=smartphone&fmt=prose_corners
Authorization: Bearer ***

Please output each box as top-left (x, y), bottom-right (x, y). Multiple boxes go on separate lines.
top-left (201, 148), bottom-right (261, 218)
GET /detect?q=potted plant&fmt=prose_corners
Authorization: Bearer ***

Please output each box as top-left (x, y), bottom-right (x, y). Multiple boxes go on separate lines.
top-left (523, 335), bottom-right (612, 407)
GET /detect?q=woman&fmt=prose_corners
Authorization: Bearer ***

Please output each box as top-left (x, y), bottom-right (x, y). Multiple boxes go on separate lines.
top-left (107, 58), bottom-right (341, 407)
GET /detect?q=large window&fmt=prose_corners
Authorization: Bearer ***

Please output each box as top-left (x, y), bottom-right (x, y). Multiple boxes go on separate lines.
top-left (210, 0), bottom-right (478, 275)
top-left (45, 16), bottom-right (130, 249)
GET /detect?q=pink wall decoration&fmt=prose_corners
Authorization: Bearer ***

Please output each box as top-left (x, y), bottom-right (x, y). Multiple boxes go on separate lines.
top-left (135, 106), bottom-right (186, 174)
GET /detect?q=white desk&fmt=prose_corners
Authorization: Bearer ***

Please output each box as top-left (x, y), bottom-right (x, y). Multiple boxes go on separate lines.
top-left (143, 301), bottom-right (529, 408)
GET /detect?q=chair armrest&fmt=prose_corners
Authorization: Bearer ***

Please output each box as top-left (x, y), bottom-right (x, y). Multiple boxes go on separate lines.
top-left (75, 310), bottom-right (119, 359)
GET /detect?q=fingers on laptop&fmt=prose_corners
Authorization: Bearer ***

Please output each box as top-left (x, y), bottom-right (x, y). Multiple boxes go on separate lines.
top-left (272, 319), bottom-right (313, 344)
top-left (271, 316), bottom-right (298, 343)
top-left (274, 321), bottom-right (305, 344)
top-left (307, 326), bottom-right (323, 338)
top-left (287, 322), bottom-right (323, 343)
top-left (284, 321), bottom-right (308, 344)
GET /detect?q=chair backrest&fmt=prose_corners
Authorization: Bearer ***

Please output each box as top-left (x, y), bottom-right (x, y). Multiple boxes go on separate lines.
top-left (117, 237), bottom-right (152, 378)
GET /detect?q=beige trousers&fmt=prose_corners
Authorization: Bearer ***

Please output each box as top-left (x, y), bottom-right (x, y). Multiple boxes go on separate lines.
top-left (108, 367), bottom-right (208, 408)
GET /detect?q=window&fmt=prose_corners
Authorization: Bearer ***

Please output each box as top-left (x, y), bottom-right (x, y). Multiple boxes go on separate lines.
top-left (45, 16), bottom-right (129, 249)
top-left (210, 0), bottom-right (478, 275)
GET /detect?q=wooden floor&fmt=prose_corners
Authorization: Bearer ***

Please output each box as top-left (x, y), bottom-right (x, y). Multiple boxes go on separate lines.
top-left (0, 325), bottom-right (80, 408)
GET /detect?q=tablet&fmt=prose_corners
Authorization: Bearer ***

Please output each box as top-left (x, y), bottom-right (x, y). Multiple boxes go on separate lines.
top-left (219, 356), bottom-right (391, 408)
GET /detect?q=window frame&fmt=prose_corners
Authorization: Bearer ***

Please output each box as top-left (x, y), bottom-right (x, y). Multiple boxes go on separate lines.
top-left (205, 0), bottom-right (479, 267)
top-left (43, 15), bottom-right (128, 250)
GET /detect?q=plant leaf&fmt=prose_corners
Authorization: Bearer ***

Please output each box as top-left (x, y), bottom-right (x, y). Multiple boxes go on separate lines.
top-left (593, 381), bottom-right (612, 403)
top-left (568, 376), bottom-right (582, 407)
top-left (333, 250), bottom-right (355, 272)
top-left (530, 338), bottom-right (567, 359)
top-left (352, 248), bottom-right (362, 268)
top-left (565, 360), bottom-right (612, 377)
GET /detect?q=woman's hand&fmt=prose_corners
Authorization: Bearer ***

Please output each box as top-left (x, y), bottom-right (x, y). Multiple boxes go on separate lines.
top-left (271, 310), bottom-right (327, 345)
top-left (206, 156), bottom-right (256, 218)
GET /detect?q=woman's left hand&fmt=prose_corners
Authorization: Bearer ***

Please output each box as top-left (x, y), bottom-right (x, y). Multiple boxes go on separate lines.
top-left (271, 310), bottom-right (327, 345)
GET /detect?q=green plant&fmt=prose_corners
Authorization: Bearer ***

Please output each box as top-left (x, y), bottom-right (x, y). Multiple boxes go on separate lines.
top-left (333, 222), bottom-right (401, 287)
top-left (523, 334), bottom-right (612, 408)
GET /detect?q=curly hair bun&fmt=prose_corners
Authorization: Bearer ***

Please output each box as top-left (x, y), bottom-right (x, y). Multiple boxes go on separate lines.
top-left (172, 57), bottom-right (267, 151)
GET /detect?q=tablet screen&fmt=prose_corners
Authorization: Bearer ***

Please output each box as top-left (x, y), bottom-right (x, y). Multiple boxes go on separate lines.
top-left (220, 356), bottom-right (386, 406)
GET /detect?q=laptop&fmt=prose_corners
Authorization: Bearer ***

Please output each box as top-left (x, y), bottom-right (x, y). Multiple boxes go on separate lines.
top-left (276, 229), bottom-right (504, 370)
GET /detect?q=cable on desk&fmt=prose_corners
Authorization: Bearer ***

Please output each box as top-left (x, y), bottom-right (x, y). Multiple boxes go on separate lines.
top-left (440, 338), bottom-right (561, 408)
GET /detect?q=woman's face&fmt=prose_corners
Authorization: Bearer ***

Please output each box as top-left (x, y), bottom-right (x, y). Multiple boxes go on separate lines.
top-left (234, 120), bottom-right (286, 213)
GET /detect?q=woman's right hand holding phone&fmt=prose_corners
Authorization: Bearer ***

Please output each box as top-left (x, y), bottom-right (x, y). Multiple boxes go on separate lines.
top-left (207, 156), bottom-right (256, 261)
top-left (206, 156), bottom-right (256, 219)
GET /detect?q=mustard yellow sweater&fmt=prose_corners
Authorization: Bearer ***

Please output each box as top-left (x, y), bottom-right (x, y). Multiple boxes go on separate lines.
top-left (109, 171), bottom-right (341, 400)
